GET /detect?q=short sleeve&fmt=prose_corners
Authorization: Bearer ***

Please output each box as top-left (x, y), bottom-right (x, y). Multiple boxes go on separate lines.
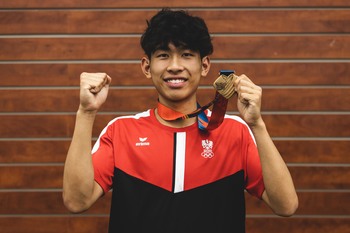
top-left (92, 123), bottom-right (115, 194)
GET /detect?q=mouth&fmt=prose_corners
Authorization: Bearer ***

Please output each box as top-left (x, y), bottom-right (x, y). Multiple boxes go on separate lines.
top-left (164, 77), bottom-right (188, 84)
top-left (163, 77), bottom-right (188, 88)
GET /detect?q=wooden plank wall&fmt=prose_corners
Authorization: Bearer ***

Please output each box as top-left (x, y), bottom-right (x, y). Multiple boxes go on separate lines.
top-left (1, 1), bottom-right (350, 232)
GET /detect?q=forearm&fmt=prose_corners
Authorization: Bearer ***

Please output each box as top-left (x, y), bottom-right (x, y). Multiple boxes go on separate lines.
top-left (250, 118), bottom-right (298, 216)
top-left (63, 110), bottom-right (98, 212)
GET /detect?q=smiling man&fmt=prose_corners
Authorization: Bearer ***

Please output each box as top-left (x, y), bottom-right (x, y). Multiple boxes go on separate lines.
top-left (63, 8), bottom-right (298, 233)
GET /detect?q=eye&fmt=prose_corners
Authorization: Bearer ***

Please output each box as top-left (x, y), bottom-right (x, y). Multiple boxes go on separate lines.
top-left (155, 52), bottom-right (169, 59)
top-left (182, 49), bottom-right (197, 58)
top-left (182, 50), bottom-right (195, 58)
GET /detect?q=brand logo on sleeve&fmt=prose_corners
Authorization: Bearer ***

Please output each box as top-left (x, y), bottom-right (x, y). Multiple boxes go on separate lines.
top-left (201, 139), bottom-right (214, 158)
top-left (136, 137), bottom-right (150, 146)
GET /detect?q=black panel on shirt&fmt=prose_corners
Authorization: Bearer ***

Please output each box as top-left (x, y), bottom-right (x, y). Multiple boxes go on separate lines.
top-left (108, 168), bottom-right (246, 233)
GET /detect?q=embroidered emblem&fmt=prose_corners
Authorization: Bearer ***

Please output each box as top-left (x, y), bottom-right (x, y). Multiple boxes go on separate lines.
top-left (136, 137), bottom-right (150, 146)
top-left (201, 139), bottom-right (214, 158)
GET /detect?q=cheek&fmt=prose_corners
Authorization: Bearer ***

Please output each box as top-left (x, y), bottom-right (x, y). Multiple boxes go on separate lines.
top-left (190, 65), bottom-right (205, 78)
top-left (150, 63), bottom-right (167, 77)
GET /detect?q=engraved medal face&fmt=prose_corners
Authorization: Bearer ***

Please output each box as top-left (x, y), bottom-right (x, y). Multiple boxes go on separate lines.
top-left (213, 73), bottom-right (238, 99)
top-left (214, 81), bottom-right (226, 90)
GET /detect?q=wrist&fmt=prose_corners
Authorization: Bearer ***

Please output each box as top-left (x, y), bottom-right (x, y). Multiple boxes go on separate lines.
top-left (249, 117), bottom-right (266, 132)
top-left (77, 107), bottom-right (98, 119)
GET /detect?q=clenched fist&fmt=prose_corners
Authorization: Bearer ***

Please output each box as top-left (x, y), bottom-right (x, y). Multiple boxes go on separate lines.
top-left (234, 74), bottom-right (263, 127)
top-left (79, 72), bottom-right (112, 113)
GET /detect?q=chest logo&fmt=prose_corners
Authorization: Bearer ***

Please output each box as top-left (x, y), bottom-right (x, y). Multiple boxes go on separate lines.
top-left (201, 139), bottom-right (214, 158)
top-left (136, 137), bottom-right (150, 146)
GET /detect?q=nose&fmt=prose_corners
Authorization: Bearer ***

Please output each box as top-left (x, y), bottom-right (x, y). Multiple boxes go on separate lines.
top-left (167, 56), bottom-right (184, 73)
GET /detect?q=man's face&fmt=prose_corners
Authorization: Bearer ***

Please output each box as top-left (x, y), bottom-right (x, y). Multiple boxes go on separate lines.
top-left (141, 43), bottom-right (210, 106)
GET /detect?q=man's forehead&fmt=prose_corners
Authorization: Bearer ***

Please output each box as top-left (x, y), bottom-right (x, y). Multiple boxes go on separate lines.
top-left (155, 42), bottom-right (192, 52)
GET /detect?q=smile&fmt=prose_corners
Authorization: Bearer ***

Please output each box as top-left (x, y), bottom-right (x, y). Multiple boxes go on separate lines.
top-left (165, 79), bottom-right (186, 83)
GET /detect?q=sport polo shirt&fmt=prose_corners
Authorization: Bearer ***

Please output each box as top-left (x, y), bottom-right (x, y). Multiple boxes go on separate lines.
top-left (92, 109), bottom-right (265, 233)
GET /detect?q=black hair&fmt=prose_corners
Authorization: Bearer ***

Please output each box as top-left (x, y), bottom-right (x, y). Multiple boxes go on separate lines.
top-left (140, 8), bottom-right (213, 58)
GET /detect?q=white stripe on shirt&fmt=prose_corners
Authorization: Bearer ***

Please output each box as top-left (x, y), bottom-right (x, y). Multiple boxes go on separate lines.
top-left (174, 132), bottom-right (186, 193)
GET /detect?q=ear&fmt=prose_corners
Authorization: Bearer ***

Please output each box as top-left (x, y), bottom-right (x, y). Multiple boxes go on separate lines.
top-left (141, 56), bottom-right (152, 79)
top-left (201, 56), bottom-right (211, 77)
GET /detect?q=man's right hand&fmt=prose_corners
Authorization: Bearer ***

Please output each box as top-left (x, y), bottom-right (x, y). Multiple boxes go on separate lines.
top-left (79, 72), bottom-right (112, 113)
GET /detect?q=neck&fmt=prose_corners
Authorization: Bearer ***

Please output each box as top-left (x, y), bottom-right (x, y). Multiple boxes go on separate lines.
top-left (160, 99), bottom-right (198, 114)
top-left (155, 98), bottom-right (198, 128)
top-left (155, 108), bottom-right (197, 128)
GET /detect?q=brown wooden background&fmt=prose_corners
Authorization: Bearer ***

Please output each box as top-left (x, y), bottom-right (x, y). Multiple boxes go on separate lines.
top-left (1, 1), bottom-right (350, 232)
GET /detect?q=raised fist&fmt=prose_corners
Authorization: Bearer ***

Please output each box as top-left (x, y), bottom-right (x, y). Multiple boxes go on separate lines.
top-left (79, 72), bottom-right (112, 113)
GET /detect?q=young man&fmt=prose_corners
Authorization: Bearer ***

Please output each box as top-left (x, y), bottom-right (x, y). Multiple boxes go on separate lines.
top-left (63, 9), bottom-right (298, 233)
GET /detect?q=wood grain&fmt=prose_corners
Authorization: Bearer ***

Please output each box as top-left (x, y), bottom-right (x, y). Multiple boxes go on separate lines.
top-left (1, 62), bottom-right (349, 87)
top-left (245, 191), bottom-right (350, 215)
top-left (1, 114), bottom-right (349, 138)
top-left (1, 0), bottom-right (350, 8)
top-left (2, 140), bottom-right (349, 163)
top-left (1, 191), bottom-right (349, 215)
top-left (2, 88), bottom-right (349, 112)
top-left (1, 165), bottom-right (349, 189)
top-left (0, 3), bottom-right (349, 233)
top-left (246, 217), bottom-right (350, 233)
top-left (275, 140), bottom-right (350, 164)
top-left (289, 166), bottom-right (350, 189)
top-left (1, 216), bottom-right (349, 233)
top-left (0, 191), bottom-right (109, 215)
top-left (0, 140), bottom-right (71, 163)
top-left (1, 216), bottom-right (109, 233)
top-left (1, 10), bottom-right (349, 34)
top-left (1, 36), bottom-right (349, 61)
top-left (0, 166), bottom-right (64, 189)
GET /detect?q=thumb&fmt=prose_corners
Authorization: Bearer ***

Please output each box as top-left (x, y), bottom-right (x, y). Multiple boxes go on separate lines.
top-left (88, 73), bottom-right (112, 94)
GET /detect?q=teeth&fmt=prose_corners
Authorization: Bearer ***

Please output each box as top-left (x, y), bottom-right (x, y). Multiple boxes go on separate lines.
top-left (166, 79), bottom-right (185, 83)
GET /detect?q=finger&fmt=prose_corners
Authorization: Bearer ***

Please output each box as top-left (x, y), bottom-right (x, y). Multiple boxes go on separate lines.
top-left (91, 74), bottom-right (112, 94)
top-left (234, 74), bottom-right (251, 84)
top-left (81, 72), bottom-right (105, 86)
top-left (95, 72), bottom-right (111, 85)
top-left (238, 87), bottom-right (262, 112)
top-left (105, 75), bottom-right (112, 86)
top-left (239, 91), bottom-right (261, 102)
top-left (236, 81), bottom-right (259, 96)
top-left (81, 72), bottom-right (110, 94)
top-left (240, 74), bottom-right (252, 82)
top-left (92, 73), bottom-right (110, 92)
top-left (234, 74), bottom-right (249, 91)
top-left (239, 85), bottom-right (262, 96)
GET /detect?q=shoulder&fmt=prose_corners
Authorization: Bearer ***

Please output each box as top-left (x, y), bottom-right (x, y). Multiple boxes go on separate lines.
top-left (220, 113), bottom-right (256, 144)
top-left (223, 115), bottom-right (252, 136)
top-left (96, 109), bottom-right (153, 137)
top-left (106, 109), bottom-right (152, 126)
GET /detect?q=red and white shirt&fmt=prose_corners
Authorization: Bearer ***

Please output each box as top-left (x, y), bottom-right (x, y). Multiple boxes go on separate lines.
top-left (92, 109), bottom-right (264, 233)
